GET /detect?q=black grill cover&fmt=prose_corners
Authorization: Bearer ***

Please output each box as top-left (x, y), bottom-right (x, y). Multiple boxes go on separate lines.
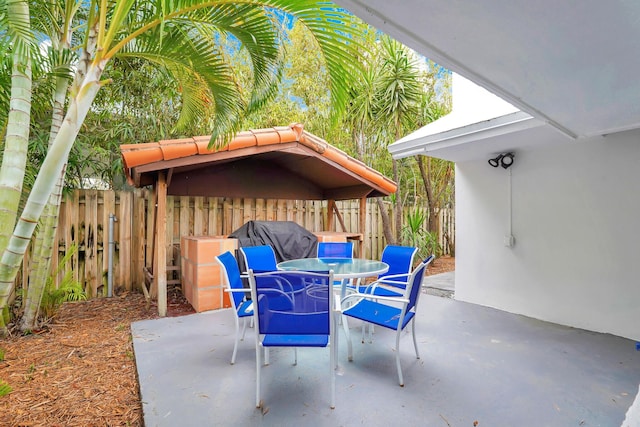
top-left (229, 221), bottom-right (318, 263)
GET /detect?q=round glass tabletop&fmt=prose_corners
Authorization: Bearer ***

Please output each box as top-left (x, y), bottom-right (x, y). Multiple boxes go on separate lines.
top-left (277, 257), bottom-right (388, 279)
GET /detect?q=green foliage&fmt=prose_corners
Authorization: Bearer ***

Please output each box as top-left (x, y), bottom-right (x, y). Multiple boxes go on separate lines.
top-left (0, 380), bottom-right (11, 398)
top-left (401, 207), bottom-right (442, 259)
top-left (1, 305), bottom-right (8, 328)
top-left (0, 347), bottom-right (5, 361)
top-left (40, 245), bottom-right (86, 319)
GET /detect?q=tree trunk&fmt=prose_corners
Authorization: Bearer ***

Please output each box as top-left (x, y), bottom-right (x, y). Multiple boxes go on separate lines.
top-left (0, 0), bottom-right (32, 254)
top-left (20, 74), bottom-right (70, 331)
top-left (392, 158), bottom-right (403, 242)
top-left (376, 199), bottom-right (395, 245)
top-left (0, 62), bottom-right (104, 335)
top-left (20, 171), bottom-right (65, 331)
top-left (416, 156), bottom-right (438, 234)
top-left (0, 0), bottom-right (32, 334)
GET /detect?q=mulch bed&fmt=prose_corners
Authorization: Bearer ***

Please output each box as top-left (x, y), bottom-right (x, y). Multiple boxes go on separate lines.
top-left (0, 290), bottom-right (193, 427)
top-left (0, 255), bottom-right (453, 426)
top-left (426, 255), bottom-right (454, 276)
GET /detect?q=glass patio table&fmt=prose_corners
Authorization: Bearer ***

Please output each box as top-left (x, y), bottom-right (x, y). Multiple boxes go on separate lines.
top-left (277, 257), bottom-right (389, 298)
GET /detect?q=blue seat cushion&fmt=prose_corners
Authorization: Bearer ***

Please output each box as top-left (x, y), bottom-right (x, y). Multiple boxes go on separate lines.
top-left (237, 300), bottom-right (254, 317)
top-left (262, 334), bottom-right (329, 347)
top-left (344, 300), bottom-right (415, 330)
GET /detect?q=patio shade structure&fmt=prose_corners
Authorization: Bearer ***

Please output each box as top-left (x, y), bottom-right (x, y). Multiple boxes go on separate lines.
top-left (120, 123), bottom-right (397, 316)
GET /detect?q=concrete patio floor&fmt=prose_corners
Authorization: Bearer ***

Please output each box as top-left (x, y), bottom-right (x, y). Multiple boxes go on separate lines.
top-left (132, 273), bottom-right (640, 426)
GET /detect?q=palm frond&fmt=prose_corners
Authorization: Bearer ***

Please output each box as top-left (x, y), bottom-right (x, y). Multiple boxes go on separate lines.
top-left (264, 1), bottom-right (365, 120)
top-left (117, 26), bottom-right (246, 144)
top-left (1, 0), bottom-right (34, 59)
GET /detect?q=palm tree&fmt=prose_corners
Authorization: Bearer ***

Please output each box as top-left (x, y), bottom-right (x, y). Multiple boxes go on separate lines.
top-left (345, 35), bottom-right (425, 244)
top-left (375, 37), bottom-right (425, 243)
top-left (0, 0), bottom-right (364, 334)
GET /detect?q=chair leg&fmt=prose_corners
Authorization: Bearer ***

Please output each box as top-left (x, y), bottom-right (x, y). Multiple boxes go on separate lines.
top-left (342, 315), bottom-right (353, 361)
top-left (241, 317), bottom-right (248, 341)
top-left (395, 330), bottom-right (404, 387)
top-left (256, 343), bottom-right (262, 408)
top-left (231, 315), bottom-right (241, 365)
top-left (330, 326), bottom-right (336, 409)
top-left (332, 310), bottom-right (340, 369)
top-left (411, 318), bottom-right (420, 359)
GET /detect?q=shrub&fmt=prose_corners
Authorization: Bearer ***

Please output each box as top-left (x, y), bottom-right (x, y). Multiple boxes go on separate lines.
top-left (401, 207), bottom-right (442, 260)
top-left (40, 245), bottom-right (86, 319)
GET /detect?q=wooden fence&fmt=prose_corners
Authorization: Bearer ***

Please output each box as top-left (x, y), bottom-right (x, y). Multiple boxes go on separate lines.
top-left (48, 189), bottom-right (454, 295)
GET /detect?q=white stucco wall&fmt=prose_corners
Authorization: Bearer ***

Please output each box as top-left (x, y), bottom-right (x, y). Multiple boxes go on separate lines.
top-left (455, 129), bottom-right (640, 340)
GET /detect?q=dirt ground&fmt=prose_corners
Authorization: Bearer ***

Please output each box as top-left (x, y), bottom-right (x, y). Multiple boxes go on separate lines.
top-left (0, 255), bottom-right (454, 426)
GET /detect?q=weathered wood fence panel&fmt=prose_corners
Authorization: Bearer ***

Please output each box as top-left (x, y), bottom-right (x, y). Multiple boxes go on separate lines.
top-left (55, 190), bottom-right (142, 296)
top-left (49, 190), bottom-right (453, 296)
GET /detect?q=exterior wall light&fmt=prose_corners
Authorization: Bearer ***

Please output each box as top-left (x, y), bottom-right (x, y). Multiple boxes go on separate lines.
top-left (488, 152), bottom-right (515, 169)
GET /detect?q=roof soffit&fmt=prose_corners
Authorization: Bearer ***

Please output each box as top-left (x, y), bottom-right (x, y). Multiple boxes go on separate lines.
top-left (335, 0), bottom-right (640, 139)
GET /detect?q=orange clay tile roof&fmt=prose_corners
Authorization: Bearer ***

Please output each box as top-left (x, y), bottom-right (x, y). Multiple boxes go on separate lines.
top-left (120, 123), bottom-right (397, 199)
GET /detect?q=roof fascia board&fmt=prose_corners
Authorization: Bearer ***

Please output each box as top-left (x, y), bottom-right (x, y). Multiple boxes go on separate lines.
top-left (389, 111), bottom-right (542, 159)
top-left (133, 142), bottom-right (302, 174)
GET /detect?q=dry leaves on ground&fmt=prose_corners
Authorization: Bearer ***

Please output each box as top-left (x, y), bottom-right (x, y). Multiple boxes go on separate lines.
top-left (0, 291), bottom-right (193, 427)
top-left (426, 255), bottom-right (454, 276)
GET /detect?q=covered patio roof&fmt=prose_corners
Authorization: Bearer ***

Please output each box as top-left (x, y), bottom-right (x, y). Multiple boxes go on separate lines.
top-left (120, 123), bottom-right (396, 201)
top-left (119, 124), bottom-right (395, 317)
top-left (335, 1), bottom-right (640, 141)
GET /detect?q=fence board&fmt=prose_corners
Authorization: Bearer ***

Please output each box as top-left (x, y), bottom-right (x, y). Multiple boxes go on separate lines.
top-left (119, 192), bottom-right (132, 291)
top-left (266, 199), bottom-right (275, 221)
top-left (194, 197), bottom-right (204, 235)
top-left (66, 190), bottom-right (79, 285)
top-left (85, 190), bottom-right (99, 296)
top-left (179, 196), bottom-right (190, 242)
top-left (133, 190), bottom-right (146, 289)
top-left (145, 189), bottom-right (155, 272)
top-left (255, 199), bottom-right (264, 221)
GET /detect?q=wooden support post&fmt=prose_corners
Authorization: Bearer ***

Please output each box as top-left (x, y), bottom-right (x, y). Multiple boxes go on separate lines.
top-left (359, 197), bottom-right (366, 257)
top-left (149, 185), bottom-right (158, 299)
top-left (155, 171), bottom-right (168, 317)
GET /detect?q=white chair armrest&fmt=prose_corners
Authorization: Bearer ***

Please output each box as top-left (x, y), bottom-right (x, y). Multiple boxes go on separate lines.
top-left (365, 273), bottom-right (410, 293)
top-left (341, 292), bottom-right (409, 306)
top-left (376, 272), bottom-right (411, 281)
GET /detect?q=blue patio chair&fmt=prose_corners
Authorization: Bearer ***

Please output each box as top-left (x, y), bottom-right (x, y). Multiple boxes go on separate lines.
top-left (318, 241), bottom-right (354, 291)
top-left (249, 269), bottom-right (337, 409)
top-left (317, 241), bottom-right (354, 258)
top-left (239, 245), bottom-right (278, 273)
top-left (340, 255), bottom-right (434, 386)
top-left (362, 245), bottom-right (419, 296)
top-left (216, 251), bottom-right (253, 365)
